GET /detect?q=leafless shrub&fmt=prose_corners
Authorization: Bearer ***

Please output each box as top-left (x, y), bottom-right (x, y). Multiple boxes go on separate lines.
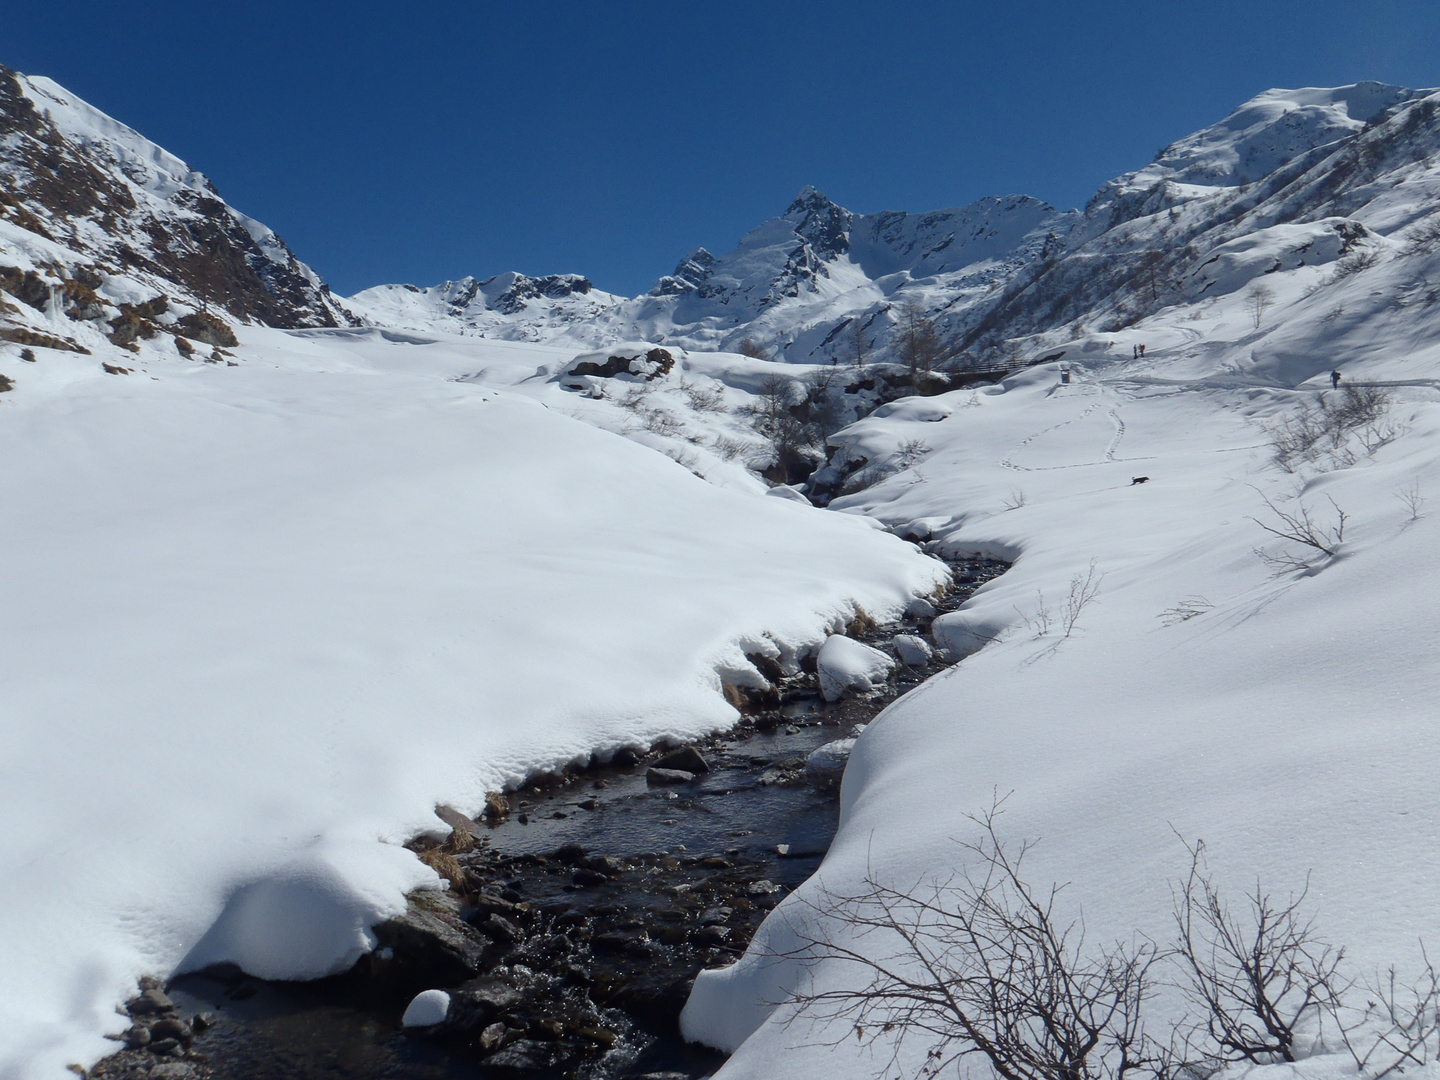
top-left (736, 337), bottom-right (769, 360)
top-left (680, 378), bottom-right (727, 413)
top-left (1250, 488), bottom-right (1348, 570)
top-left (1061, 562), bottom-right (1103, 638)
top-left (1158, 597), bottom-right (1213, 626)
top-left (665, 446), bottom-right (700, 472)
top-left (1268, 386), bottom-right (1395, 472)
top-left (615, 383), bottom-right (655, 412)
top-left (775, 800), bottom-right (1164, 1080)
top-left (1016, 590), bottom-right (1054, 637)
top-left (1396, 479), bottom-right (1425, 523)
top-left (709, 433), bottom-right (750, 461)
top-left (895, 439), bottom-right (933, 469)
top-left (1341, 951), bottom-right (1440, 1078)
top-left (1331, 250), bottom-right (1381, 281)
top-left (1401, 217), bottom-right (1440, 256)
top-left (1003, 488), bottom-right (1028, 511)
top-left (640, 406), bottom-right (686, 437)
top-left (1170, 837), bottom-right (1349, 1068)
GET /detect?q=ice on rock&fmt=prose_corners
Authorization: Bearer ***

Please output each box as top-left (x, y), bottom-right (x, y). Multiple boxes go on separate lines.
top-left (816, 635), bottom-right (895, 701)
top-left (805, 738), bottom-right (856, 785)
top-left (402, 989), bottom-right (451, 1028)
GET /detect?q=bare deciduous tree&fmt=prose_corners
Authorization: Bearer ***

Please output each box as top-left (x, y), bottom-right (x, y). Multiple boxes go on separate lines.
top-left (1248, 284), bottom-right (1276, 330)
top-left (896, 300), bottom-right (951, 386)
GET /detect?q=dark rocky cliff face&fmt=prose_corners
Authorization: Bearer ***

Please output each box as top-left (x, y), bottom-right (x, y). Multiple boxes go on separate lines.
top-left (0, 63), bottom-right (353, 330)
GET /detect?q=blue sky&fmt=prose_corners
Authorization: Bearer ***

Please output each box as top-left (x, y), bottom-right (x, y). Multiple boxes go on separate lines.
top-left (7, 1), bottom-right (1440, 296)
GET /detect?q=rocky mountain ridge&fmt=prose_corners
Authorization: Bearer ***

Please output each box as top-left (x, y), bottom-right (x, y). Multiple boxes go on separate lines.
top-left (0, 61), bottom-right (352, 361)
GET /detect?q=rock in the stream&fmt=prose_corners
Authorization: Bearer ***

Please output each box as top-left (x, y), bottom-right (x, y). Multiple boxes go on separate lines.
top-left (646, 767), bottom-right (696, 786)
top-left (805, 738), bottom-right (856, 787)
top-left (402, 989), bottom-right (451, 1028)
top-left (905, 596), bottom-right (939, 618)
top-left (893, 633), bottom-right (934, 667)
top-left (816, 634), bottom-right (895, 701)
top-left (372, 891), bottom-right (488, 985)
top-left (654, 745), bottom-right (710, 774)
top-left (127, 987), bottom-right (174, 1015)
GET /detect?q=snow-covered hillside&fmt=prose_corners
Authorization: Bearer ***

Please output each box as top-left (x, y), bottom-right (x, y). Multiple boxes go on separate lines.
top-left (681, 116), bottom-right (1440, 1080)
top-left (0, 323), bottom-right (947, 1079)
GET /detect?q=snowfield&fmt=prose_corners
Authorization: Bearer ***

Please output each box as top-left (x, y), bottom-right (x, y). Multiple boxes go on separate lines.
top-left (0, 327), bottom-right (945, 1079)
top-left (683, 213), bottom-right (1440, 1080)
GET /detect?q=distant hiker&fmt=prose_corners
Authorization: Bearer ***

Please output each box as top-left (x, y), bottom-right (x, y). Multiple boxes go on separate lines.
top-left (1139, 344), bottom-right (1147, 358)
top-left (1331, 369), bottom-right (1342, 389)
top-left (1132, 344), bottom-right (1139, 359)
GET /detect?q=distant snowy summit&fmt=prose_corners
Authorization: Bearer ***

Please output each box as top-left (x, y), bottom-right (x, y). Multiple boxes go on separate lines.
top-left (345, 185), bottom-right (1081, 362)
top-left (348, 80), bottom-right (1440, 368)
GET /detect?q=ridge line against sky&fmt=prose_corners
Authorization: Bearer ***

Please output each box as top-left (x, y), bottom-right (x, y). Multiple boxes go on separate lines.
top-left (8, 0), bottom-right (1440, 297)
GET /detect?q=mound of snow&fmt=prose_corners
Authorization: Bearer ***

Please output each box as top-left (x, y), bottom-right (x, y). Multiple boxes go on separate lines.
top-left (816, 635), bottom-right (895, 701)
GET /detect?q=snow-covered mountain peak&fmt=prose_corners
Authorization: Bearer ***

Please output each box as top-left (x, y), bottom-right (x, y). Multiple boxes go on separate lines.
top-left (783, 185), bottom-right (853, 260)
top-left (1136, 81), bottom-right (1426, 191)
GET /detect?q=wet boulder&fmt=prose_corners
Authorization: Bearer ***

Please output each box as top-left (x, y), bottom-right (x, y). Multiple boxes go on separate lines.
top-left (654, 745), bottom-right (710, 774)
top-left (646, 767), bottom-right (696, 786)
top-left (805, 737), bottom-right (857, 788)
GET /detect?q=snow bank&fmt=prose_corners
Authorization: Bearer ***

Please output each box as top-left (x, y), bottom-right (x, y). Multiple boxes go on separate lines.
top-left (0, 327), bottom-right (944, 1079)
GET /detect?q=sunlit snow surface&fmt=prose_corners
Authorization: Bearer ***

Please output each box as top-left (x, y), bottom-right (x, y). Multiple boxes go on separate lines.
top-left (685, 237), bottom-right (1440, 1080)
top-left (0, 327), bottom-right (944, 1079)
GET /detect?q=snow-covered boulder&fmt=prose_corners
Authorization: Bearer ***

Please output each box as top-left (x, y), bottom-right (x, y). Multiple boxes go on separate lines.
top-left (893, 633), bottom-right (934, 668)
top-left (765, 484), bottom-right (812, 504)
top-left (402, 989), bottom-right (451, 1028)
top-left (567, 343), bottom-right (675, 381)
top-left (816, 634), bottom-right (895, 701)
top-left (931, 609), bottom-right (1009, 661)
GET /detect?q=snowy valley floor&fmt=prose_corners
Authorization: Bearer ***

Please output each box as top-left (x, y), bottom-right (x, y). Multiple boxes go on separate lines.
top-left (6, 301), bottom-right (1440, 1080)
top-left (0, 327), bottom-right (944, 1079)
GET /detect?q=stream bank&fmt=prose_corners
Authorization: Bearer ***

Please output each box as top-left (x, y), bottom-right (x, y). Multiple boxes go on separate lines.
top-left (88, 556), bottom-right (1009, 1080)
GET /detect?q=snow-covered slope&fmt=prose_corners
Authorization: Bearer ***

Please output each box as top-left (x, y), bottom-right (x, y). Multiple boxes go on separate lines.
top-left (0, 322), bottom-right (947, 1079)
top-left (679, 107), bottom-right (1440, 1079)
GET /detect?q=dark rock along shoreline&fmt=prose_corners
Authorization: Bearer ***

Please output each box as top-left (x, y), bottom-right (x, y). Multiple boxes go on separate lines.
top-left (88, 556), bottom-right (1009, 1080)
